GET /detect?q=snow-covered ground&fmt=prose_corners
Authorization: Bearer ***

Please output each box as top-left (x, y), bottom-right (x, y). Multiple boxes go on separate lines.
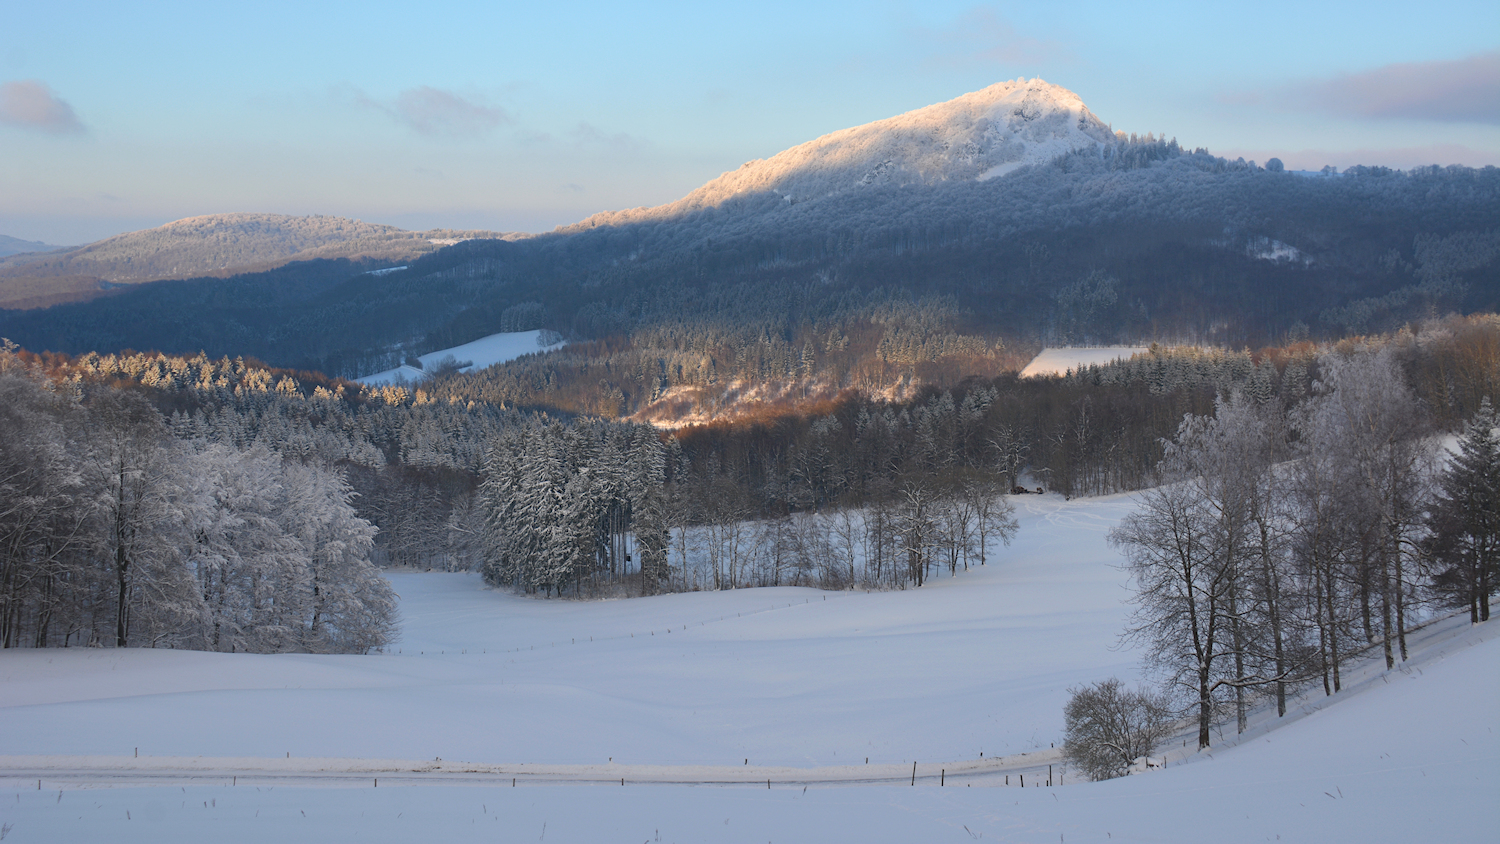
top-left (1, 493), bottom-right (1495, 842)
top-left (356, 330), bottom-right (561, 387)
top-left (1020, 347), bottom-right (1148, 378)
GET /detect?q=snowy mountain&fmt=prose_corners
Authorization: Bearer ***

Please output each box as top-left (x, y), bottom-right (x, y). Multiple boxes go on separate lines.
top-left (569, 78), bottom-right (1115, 228)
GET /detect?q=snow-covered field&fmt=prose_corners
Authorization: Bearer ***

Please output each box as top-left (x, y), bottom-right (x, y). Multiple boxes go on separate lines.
top-left (1020, 347), bottom-right (1148, 378)
top-left (1, 493), bottom-right (1495, 842)
top-left (356, 330), bottom-right (561, 387)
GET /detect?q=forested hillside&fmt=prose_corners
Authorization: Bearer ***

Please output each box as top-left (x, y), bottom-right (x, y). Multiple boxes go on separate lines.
top-left (3, 81), bottom-right (1496, 428)
top-left (3, 148), bottom-right (1494, 418)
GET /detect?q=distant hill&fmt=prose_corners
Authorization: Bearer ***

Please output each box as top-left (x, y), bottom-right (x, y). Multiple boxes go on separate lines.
top-left (0, 234), bottom-right (66, 258)
top-left (0, 213), bottom-right (524, 309)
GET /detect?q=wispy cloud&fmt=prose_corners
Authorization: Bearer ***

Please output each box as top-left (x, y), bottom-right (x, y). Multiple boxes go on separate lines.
top-left (1234, 52), bottom-right (1500, 125)
top-left (360, 86), bottom-right (511, 138)
top-left (0, 79), bottom-right (85, 134)
top-left (570, 122), bottom-right (638, 151)
top-left (909, 8), bottom-right (1070, 70)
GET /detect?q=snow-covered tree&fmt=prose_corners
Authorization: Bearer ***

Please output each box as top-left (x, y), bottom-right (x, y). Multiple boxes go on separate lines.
top-left (1296, 347), bottom-right (1435, 667)
top-left (279, 460), bottom-right (396, 653)
top-left (82, 389), bottom-right (183, 648)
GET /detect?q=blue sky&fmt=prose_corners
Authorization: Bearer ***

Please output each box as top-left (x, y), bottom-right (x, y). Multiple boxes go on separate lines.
top-left (2, 0), bottom-right (1496, 244)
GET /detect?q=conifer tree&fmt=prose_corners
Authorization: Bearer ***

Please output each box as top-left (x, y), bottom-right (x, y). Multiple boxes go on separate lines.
top-left (1425, 397), bottom-right (1500, 622)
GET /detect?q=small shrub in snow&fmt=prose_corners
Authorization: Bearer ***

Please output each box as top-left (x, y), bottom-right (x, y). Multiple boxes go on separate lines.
top-left (1063, 678), bottom-right (1173, 781)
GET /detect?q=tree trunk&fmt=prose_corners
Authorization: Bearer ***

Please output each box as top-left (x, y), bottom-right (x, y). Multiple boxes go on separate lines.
top-left (1325, 570), bottom-right (1341, 693)
top-left (1380, 557), bottom-right (1394, 670)
top-left (115, 513), bottom-right (130, 649)
top-left (1197, 663), bottom-right (1213, 750)
top-left (1393, 528), bottom-right (1408, 662)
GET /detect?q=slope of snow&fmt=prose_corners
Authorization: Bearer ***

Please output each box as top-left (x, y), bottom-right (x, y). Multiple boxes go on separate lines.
top-left (0, 494), bottom-right (1138, 765)
top-left (569, 78), bottom-right (1114, 229)
top-left (4, 625), bottom-right (1493, 842)
top-left (1, 492), bottom-right (1494, 842)
top-left (356, 330), bottom-right (562, 387)
top-left (1020, 346), bottom-right (1148, 378)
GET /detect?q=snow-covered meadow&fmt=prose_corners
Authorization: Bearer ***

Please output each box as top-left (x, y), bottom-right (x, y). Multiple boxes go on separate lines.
top-left (1, 493), bottom-right (1495, 842)
top-left (356, 329), bottom-right (561, 387)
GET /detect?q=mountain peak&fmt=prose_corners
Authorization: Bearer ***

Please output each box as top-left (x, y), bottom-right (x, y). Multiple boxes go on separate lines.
top-left (571, 78), bottom-right (1112, 230)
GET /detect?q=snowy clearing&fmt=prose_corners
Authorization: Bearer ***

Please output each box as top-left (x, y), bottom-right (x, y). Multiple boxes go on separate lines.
top-left (1020, 347), bottom-right (1148, 378)
top-left (1, 492), bottom-right (1495, 842)
top-left (356, 330), bottom-right (562, 387)
top-left (361, 265), bottom-right (408, 276)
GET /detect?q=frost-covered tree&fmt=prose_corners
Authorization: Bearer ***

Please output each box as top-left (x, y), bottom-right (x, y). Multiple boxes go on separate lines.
top-left (0, 374), bottom-right (89, 648)
top-left (480, 419), bottom-right (672, 595)
top-left (82, 390), bottom-right (182, 648)
top-left (178, 442), bottom-right (302, 652)
top-left (279, 460), bottom-right (396, 653)
top-left (1296, 347), bottom-right (1435, 667)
